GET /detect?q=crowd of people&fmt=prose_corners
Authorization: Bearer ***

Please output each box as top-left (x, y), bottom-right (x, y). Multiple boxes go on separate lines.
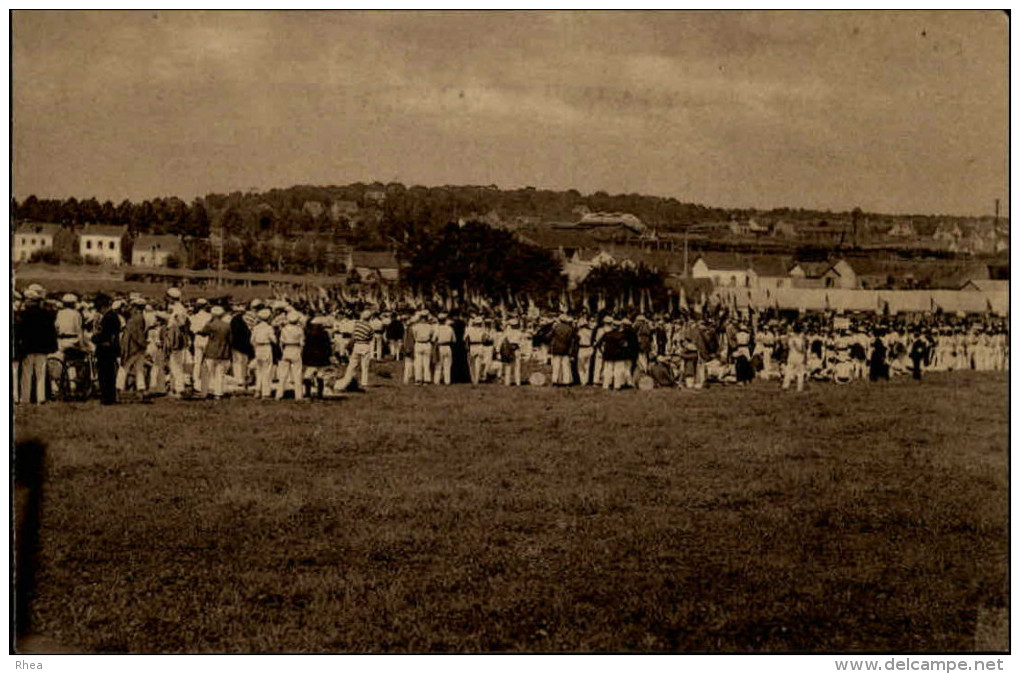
top-left (12, 283), bottom-right (1009, 405)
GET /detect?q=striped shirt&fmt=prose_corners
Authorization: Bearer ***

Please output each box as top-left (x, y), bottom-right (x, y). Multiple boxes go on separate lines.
top-left (352, 320), bottom-right (374, 343)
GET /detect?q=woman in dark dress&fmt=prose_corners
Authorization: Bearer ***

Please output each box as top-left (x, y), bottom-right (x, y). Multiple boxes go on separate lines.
top-left (450, 313), bottom-right (472, 384)
top-left (869, 334), bottom-right (889, 382)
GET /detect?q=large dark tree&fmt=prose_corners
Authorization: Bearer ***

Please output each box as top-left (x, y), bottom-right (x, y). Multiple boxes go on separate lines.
top-left (579, 260), bottom-right (667, 313)
top-left (402, 221), bottom-right (563, 304)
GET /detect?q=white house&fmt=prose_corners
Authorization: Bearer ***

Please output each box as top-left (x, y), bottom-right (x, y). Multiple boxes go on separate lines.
top-left (79, 224), bottom-right (127, 265)
top-left (824, 259), bottom-right (859, 289)
top-left (933, 223), bottom-right (963, 244)
top-left (691, 253), bottom-right (755, 288)
top-left (748, 257), bottom-right (794, 290)
top-left (887, 221), bottom-right (916, 238)
top-left (13, 223), bottom-right (64, 262)
top-left (131, 234), bottom-right (185, 267)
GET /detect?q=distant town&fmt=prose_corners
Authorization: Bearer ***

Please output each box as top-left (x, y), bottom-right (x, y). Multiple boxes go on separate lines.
top-left (12, 183), bottom-right (1009, 294)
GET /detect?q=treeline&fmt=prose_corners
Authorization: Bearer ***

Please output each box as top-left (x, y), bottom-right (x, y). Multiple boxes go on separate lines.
top-left (12, 183), bottom-right (1002, 253)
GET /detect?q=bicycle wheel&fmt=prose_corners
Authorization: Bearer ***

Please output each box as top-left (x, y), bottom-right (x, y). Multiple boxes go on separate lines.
top-left (77, 357), bottom-right (99, 401)
top-left (46, 357), bottom-right (71, 402)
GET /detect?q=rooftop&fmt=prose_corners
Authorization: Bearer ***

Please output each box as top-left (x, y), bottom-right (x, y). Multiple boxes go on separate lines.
top-left (350, 250), bottom-right (399, 269)
top-left (15, 222), bottom-right (62, 238)
top-left (80, 224), bottom-right (127, 238)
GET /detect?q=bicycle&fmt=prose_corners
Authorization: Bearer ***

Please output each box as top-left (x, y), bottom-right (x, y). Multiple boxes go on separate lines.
top-left (47, 348), bottom-right (97, 402)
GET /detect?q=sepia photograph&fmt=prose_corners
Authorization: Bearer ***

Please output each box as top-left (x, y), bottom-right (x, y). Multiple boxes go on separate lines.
top-left (10, 9), bottom-right (1010, 662)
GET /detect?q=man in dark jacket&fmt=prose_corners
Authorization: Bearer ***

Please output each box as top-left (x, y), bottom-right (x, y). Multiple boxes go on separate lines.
top-left (909, 332), bottom-right (929, 381)
top-left (385, 314), bottom-right (404, 362)
top-left (620, 317), bottom-right (639, 387)
top-left (548, 313), bottom-right (576, 386)
top-left (595, 317), bottom-right (630, 390)
top-left (302, 316), bottom-right (333, 398)
top-left (91, 294), bottom-right (121, 405)
top-left (16, 288), bottom-right (58, 404)
top-left (229, 305), bottom-right (254, 391)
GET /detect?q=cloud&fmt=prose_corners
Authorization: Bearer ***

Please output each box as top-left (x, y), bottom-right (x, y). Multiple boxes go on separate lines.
top-left (12, 10), bottom-right (1008, 214)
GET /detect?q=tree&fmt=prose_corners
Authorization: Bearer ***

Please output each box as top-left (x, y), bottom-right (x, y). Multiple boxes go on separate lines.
top-left (402, 221), bottom-right (562, 303)
top-left (580, 261), bottom-right (666, 312)
top-left (289, 239), bottom-right (312, 273)
top-left (220, 207), bottom-right (243, 238)
top-left (186, 200), bottom-right (211, 239)
top-left (101, 200), bottom-right (116, 224)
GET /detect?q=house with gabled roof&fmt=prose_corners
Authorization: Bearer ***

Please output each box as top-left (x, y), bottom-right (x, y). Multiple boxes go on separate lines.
top-left (347, 250), bottom-right (400, 281)
top-left (690, 252), bottom-right (755, 288)
top-left (79, 224), bottom-right (128, 265)
top-left (748, 256), bottom-right (794, 290)
top-left (132, 234), bottom-right (186, 267)
top-left (887, 221), bottom-right (916, 238)
top-left (13, 223), bottom-right (75, 262)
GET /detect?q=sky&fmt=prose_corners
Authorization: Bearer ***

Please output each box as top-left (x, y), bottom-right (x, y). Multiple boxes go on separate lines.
top-left (12, 10), bottom-right (1009, 216)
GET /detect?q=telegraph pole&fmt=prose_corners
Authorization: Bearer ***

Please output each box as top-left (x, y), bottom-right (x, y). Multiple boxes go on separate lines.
top-left (683, 227), bottom-right (689, 279)
top-left (218, 223), bottom-right (224, 286)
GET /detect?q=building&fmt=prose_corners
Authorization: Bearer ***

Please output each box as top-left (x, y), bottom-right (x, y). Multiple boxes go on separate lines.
top-left (516, 225), bottom-right (600, 258)
top-left (728, 220), bottom-right (751, 236)
top-left (131, 234), bottom-right (185, 267)
top-left (772, 221), bottom-right (798, 238)
top-left (330, 200), bottom-right (360, 220)
top-left (822, 259), bottom-right (858, 289)
top-left (887, 221), bottom-right (916, 238)
top-left (690, 252), bottom-right (755, 288)
top-left (748, 256), bottom-right (794, 290)
top-left (797, 223), bottom-right (852, 246)
top-left (79, 225), bottom-right (128, 265)
top-left (932, 223), bottom-right (963, 244)
top-left (302, 200), bottom-right (326, 218)
top-left (577, 212), bottom-right (647, 235)
top-left (347, 250), bottom-right (400, 281)
top-left (13, 223), bottom-right (74, 262)
top-left (788, 261), bottom-right (833, 288)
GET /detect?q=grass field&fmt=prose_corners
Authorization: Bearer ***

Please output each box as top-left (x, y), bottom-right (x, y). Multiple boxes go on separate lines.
top-left (14, 370), bottom-right (1008, 653)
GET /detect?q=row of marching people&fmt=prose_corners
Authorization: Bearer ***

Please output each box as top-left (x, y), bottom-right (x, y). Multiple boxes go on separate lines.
top-left (13, 283), bottom-right (1009, 404)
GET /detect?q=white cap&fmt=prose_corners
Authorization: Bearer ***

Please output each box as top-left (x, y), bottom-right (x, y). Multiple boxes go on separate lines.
top-left (287, 311), bottom-right (301, 324)
top-left (210, 305), bottom-right (225, 317)
top-left (62, 293), bottom-right (78, 304)
top-left (257, 308), bottom-right (272, 320)
top-left (166, 287), bottom-right (182, 299)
